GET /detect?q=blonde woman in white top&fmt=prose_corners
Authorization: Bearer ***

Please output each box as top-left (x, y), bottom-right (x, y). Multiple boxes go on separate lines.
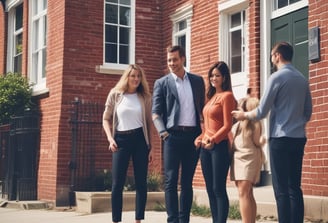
top-left (103, 64), bottom-right (153, 223)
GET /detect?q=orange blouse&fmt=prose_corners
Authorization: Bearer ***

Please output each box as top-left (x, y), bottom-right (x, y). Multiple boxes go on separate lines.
top-left (197, 91), bottom-right (235, 144)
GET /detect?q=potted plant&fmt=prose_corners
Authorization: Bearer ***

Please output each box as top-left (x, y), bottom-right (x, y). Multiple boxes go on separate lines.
top-left (0, 72), bottom-right (32, 125)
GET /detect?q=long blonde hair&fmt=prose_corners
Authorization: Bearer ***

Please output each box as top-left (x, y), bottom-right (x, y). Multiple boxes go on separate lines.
top-left (238, 97), bottom-right (260, 139)
top-left (113, 64), bottom-right (150, 97)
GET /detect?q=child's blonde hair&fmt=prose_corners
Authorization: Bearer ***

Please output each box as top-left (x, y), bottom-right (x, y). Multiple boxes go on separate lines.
top-left (238, 97), bottom-right (260, 139)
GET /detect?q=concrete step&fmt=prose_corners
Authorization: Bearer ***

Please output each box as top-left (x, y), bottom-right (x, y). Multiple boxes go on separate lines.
top-left (0, 199), bottom-right (49, 210)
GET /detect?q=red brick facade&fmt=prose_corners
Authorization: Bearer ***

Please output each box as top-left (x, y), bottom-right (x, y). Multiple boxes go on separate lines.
top-left (304, 0), bottom-right (328, 196)
top-left (0, 0), bottom-right (327, 205)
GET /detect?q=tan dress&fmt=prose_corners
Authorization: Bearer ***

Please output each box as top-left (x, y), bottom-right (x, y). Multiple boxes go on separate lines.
top-left (230, 122), bottom-right (265, 184)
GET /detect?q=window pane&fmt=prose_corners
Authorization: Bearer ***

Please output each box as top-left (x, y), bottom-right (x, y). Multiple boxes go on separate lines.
top-left (105, 44), bottom-right (117, 63)
top-left (120, 6), bottom-right (130, 26)
top-left (231, 13), bottom-right (241, 28)
top-left (42, 48), bottom-right (47, 78)
top-left (119, 27), bottom-right (129, 44)
top-left (43, 16), bottom-right (47, 46)
top-left (120, 0), bottom-right (131, 5)
top-left (106, 4), bottom-right (118, 23)
top-left (231, 30), bottom-right (242, 73)
top-left (33, 20), bottom-right (39, 50)
top-left (278, 0), bottom-right (288, 8)
top-left (14, 55), bottom-right (22, 73)
top-left (178, 35), bottom-right (186, 48)
top-left (32, 53), bottom-right (38, 83)
top-left (107, 0), bottom-right (118, 3)
top-left (106, 25), bottom-right (117, 43)
top-left (15, 33), bottom-right (23, 55)
top-left (119, 45), bottom-right (129, 64)
top-left (178, 20), bottom-right (186, 31)
top-left (15, 4), bottom-right (23, 30)
top-left (43, 0), bottom-right (47, 10)
top-left (178, 35), bottom-right (186, 67)
top-left (290, 0), bottom-right (301, 3)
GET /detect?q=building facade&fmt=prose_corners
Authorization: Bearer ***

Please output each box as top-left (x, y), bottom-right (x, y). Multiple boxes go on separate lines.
top-left (0, 0), bottom-right (327, 206)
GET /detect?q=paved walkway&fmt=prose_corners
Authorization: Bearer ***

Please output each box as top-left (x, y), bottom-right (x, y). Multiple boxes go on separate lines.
top-left (0, 207), bottom-right (278, 223)
top-left (0, 186), bottom-right (324, 222)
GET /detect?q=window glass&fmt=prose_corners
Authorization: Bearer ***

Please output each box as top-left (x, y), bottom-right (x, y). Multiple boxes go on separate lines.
top-left (106, 4), bottom-right (118, 23)
top-left (120, 6), bottom-right (130, 25)
top-left (173, 19), bottom-right (188, 69)
top-left (120, 0), bottom-right (130, 5)
top-left (229, 11), bottom-right (245, 74)
top-left (231, 13), bottom-right (240, 28)
top-left (273, 0), bottom-right (302, 10)
top-left (15, 5), bottom-right (23, 30)
top-left (13, 4), bottom-right (23, 73)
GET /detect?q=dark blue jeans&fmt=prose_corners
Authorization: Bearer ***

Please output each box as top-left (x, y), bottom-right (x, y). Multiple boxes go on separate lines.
top-left (269, 137), bottom-right (306, 223)
top-left (111, 128), bottom-right (149, 222)
top-left (200, 140), bottom-right (230, 223)
top-left (163, 130), bottom-right (199, 223)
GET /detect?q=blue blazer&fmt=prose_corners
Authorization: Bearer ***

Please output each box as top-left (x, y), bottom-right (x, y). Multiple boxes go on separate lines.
top-left (152, 72), bottom-right (205, 134)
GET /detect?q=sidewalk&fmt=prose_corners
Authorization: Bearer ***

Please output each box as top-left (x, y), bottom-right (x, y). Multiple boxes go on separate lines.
top-left (0, 207), bottom-right (278, 223)
top-left (0, 185), bottom-right (326, 223)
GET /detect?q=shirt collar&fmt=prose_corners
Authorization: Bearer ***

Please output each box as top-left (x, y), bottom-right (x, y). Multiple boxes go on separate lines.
top-left (171, 72), bottom-right (188, 81)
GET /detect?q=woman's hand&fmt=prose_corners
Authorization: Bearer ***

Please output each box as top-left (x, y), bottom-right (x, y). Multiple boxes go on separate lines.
top-left (108, 138), bottom-right (118, 152)
top-left (202, 136), bottom-right (214, 150)
top-left (194, 138), bottom-right (202, 149)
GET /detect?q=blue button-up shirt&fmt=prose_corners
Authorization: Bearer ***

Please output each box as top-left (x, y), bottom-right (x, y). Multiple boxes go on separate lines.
top-left (255, 64), bottom-right (312, 138)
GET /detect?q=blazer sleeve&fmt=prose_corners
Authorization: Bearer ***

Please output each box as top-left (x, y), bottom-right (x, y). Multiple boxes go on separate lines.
top-left (151, 78), bottom-right (167, 134)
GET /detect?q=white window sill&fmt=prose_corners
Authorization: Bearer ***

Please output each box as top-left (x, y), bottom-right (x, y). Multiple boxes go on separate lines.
top-left (95, 65), bottom-right (128, 75)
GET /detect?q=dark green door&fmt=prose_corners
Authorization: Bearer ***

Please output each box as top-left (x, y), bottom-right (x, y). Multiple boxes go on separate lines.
top-left (271, 7), bottom-right (308, 78)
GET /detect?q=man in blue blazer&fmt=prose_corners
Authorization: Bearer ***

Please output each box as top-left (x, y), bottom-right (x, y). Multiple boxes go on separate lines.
top-left (152, 45), bottom-right (205, 223)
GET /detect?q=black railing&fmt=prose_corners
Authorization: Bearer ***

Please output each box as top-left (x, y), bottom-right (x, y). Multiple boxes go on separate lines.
top-left (69, 99), bottom-right (106, 206)
top-left (0, 110), bottom-right (40, 201)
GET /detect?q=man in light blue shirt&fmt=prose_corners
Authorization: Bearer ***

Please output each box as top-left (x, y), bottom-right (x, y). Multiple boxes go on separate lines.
top-left (232, 42), bottom-right (312, 223)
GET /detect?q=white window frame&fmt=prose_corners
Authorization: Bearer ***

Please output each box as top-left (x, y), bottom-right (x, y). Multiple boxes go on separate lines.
top-left (271, 0), bottom-right (308, 19)
top-left (97, 0), bottom-right (135, 75)
top-left (170, 4), bottom-right (193, 72)
top-left (228, 10), bottom-right (246, 74)
top-left (218, 0), bottom-right (249, 100)
top-left (28, 0), bottom-right (48, 94)
top-left (6, 0), bottom-right (23, 74)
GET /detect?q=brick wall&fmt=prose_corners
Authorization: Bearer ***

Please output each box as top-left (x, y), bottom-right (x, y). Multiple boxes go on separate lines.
top-left (0, 3), bottom-right (5, 74)
top-left (248, 0), bottom-right (261, 99)
top-left (37, 0), bottom-right (66, 203)
top-left (304, 0), bottom-right (328, 196)
top-left (36, 0), bottom-right (164, 205)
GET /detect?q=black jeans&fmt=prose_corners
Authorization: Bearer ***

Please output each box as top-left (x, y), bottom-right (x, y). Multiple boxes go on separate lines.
top-left (111, 128), bottom-right (149, 222)
top-left (163, 130), bottom-right (199, 223)
top-left (200, 140), bottom-right (230, 223)
top-left (269, 137), bottom-right (306, 223)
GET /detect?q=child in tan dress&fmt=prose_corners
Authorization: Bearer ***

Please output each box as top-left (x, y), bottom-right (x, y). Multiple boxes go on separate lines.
top-left (230, 97), bottom-right (266, 223)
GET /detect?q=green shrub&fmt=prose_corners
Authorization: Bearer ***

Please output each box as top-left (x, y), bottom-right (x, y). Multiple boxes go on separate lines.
top-left (228, 204), bottom-right (241, 219)
top-left (191, 201), bottom-right (212, 217)
top-left (0, 72), bottom-right (32, 124)
top-left (147, 171), bottom-right (163, 192)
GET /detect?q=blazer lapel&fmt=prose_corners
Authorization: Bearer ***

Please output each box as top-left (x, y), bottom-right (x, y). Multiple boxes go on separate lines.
top-left (167, 74), bottom-right (178, 99)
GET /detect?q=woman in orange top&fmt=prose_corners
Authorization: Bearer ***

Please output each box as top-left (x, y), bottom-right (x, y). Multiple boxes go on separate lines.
top-left (195, 61), bottom-right (236, 223)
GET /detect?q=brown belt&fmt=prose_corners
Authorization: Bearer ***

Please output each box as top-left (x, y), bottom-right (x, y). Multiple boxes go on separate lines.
top-left (169, 126), bottom-right (197, 132)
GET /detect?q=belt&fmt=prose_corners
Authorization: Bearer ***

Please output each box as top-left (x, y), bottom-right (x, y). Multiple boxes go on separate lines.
top-left (169, 126), bottom-right (197, 132)
top-left (116, 127), bottom-right (142, 135)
